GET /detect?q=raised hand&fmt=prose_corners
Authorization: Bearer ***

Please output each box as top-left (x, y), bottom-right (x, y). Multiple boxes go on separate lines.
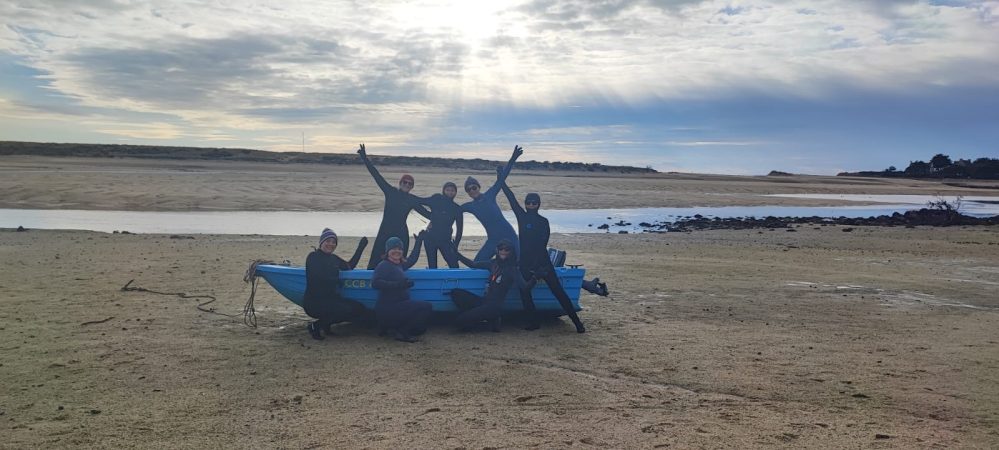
top-left (359, 236), bottom-right (369, 246)
top-left (357, 143), bottom-right (366, 156)
top-left (512, 145), bottom-right (523, 159)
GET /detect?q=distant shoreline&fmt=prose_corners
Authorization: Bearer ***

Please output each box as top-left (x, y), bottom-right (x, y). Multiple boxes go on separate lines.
top-left (0, 140), bottom-right (657, 174)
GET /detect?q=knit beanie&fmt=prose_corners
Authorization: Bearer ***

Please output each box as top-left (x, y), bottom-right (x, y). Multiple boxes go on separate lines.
top-left (400, 174), bottom-right (414, 185)
top-left (464, 176), bottom-right (480, 191)
top-left (385, 236), bottom-right (404, 253)
top-left (525, 193), bottom-right (541, 205)
top-left (442, 181), bottom-right (457, 193)
top-left (319, 228), bottom-right (337, 247)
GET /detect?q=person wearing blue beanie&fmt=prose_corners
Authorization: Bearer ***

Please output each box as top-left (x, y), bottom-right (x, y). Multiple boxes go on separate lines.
top-left (304, 228), bottom-right (370, 340)
top-left (372, 232), bottom-right (433, 342)
top-left (460, 145), bottom-right (523, 261)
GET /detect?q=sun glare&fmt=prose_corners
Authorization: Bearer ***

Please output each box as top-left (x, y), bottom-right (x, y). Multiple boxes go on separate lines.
top-left (392, 1), bottom-right (505, 43)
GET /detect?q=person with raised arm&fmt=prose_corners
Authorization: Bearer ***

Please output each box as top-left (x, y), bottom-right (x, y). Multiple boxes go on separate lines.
top-left (460, 145), bottom-right (522, 261)
top-left (415, 181), bottom-right (463, 268)
top-left (448, 238), bottom-right (532, 332)
top-left (357, 143), bottom-right (431, 269)
top-left (372, 232), bottom-right (432, 342)
top-left (499, 181), bottom-right (587, 333)
top-left (304, 228), bottom-right (370, 340)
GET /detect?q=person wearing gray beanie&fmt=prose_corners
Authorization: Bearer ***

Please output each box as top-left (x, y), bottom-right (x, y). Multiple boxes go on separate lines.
top-left (460, 145), bottom-right (523, 261)
top-left (303, 228), bottom-right (370, 340)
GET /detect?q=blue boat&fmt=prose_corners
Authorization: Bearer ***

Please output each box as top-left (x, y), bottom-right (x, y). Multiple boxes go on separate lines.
top-left (253, 265), bottom-right (585, 315)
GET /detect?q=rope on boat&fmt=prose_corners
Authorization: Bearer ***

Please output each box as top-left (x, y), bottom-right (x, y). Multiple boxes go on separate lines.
top-left (242, 259), bottom-right (289, 328)
top-left (120, 279), bottom-right (240, 319)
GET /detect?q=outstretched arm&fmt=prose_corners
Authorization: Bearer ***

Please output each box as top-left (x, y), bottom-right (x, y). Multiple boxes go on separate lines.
top-left (454, 244), bottom-right (490, 269)
top-left (484, 145), bottom-right (523, 198)
top-left (499, 177), bottom-right (525, 218)
top-left (402, 231), bottom-right (425, 269)
top-left (345, 237), bottom-right (369, 269)
top-left (357, 143), bottom-right (392, 193)
top-left (496, 145), bottom-right (523, 186)
top-left (408, 194), bottom-right (432, 219)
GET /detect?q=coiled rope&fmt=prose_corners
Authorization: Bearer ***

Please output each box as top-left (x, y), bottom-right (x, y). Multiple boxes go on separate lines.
top-left (242, 259), bottom-right (290, 328)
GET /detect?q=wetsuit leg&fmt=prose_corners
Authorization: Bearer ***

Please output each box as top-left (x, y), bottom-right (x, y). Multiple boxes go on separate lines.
top-left (377, 300), bottom-right (432, 336)
top-left (518, 266), bottom-right (540, 330)
top-left (367, 233), bottom-right (389, 270)
top-left (305, 298), bottom-right (366, 330)
top-left (541, 268), bottom-right (586, 333)
top-left (453, 299), bottom-right (503, 331)
top-left (423, 237), bottom-right (439, 269)
top-left (449, 289), bottom-right (483, 312)
top-left (403, 300), bottom-right (433, 335)
top-left (475, 235), bottom-right (504, 261)
top-left (367, 227), bottom-right (409, 269)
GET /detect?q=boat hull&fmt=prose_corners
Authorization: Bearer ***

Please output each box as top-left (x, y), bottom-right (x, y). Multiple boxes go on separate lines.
top-left (254, 265), bottom-right (584, 314)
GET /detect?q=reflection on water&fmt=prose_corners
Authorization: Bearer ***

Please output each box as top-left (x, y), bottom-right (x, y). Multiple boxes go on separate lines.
top-left (4, 197), bottom-right (998, 236)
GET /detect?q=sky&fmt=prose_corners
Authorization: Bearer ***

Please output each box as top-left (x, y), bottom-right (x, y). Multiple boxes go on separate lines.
top-left (1, 0), bottom-right (998, 175)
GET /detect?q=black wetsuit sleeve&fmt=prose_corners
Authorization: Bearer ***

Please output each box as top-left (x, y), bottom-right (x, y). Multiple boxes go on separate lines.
top-left (360, 152), bottom-right (392, 194)
top-left (456, 249), bottom-right (491, 269)
top-left (497, 150), bottom-right (518, 186)
top-left (402, 234), bottom-right (424, 269)
top-left (500, 180), bottom-right (525, 219)
top-left (345, 238), bottom-right (368, 269)
top-left (408, 193), bottom-right (432, 219)
top-left (305, 251), bottom-right (322, 287)
top-left (454, 211), bottom-right (463, 246)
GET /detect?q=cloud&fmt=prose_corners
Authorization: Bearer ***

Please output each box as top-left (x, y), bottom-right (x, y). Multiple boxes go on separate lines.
top-left (1, 0), bottom-right (998, 174)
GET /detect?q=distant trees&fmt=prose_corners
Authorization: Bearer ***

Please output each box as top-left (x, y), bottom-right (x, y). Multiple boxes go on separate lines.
top-left (904, 160), bottom-right (931, 176)
top-left (929, 153), bottom-right (953, 171)
top-left (838, 153), bottom-right (999, 180)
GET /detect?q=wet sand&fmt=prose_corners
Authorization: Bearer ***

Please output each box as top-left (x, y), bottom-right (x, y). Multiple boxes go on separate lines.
top-left (3, 155), bottom-right (997, 212)
top-left (1, 156), bottom-right (998, 448)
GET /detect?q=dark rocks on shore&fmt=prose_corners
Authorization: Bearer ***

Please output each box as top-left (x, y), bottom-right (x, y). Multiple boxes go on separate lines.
top-left (630, 208), bottom-right (999, 233)
top-left (16, 226), bottom-right (26, 232)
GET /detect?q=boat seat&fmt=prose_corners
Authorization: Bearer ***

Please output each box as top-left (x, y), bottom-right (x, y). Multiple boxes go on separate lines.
top-left (547, 247), bottom-right (567, 267)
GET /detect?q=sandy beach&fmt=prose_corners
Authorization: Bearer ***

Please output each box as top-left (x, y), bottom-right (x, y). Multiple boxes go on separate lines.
top-left (3, 155), bottom-right (997, 212)
top-left (2, 156), bottom-right (998, 448)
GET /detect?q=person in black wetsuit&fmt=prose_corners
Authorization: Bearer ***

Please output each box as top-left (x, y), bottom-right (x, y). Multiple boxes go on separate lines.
top-left (416, 181), bottom-right (463, 268)
top-left (304, 228), bottom-right (370, 340)
top-left (357, 143), bottom-right (431, 269)
top-left (449, 238), bottom-right (532, 332)
top-left (372, 233), bottom-right (432, 342)
top-left (499, 180), bottom-right (587, 333)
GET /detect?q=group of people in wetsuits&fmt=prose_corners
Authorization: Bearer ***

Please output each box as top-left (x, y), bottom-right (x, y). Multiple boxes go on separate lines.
top-left (303, 144), bottom-right (607, 343)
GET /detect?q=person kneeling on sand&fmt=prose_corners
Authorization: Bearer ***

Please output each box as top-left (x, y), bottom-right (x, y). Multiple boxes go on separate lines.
top-left (304, 228), bottom-right (369, 340)
top-left (372, 233), bottom-right (432, 343)
top-left (448, 238), bottom-right (532, 332)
